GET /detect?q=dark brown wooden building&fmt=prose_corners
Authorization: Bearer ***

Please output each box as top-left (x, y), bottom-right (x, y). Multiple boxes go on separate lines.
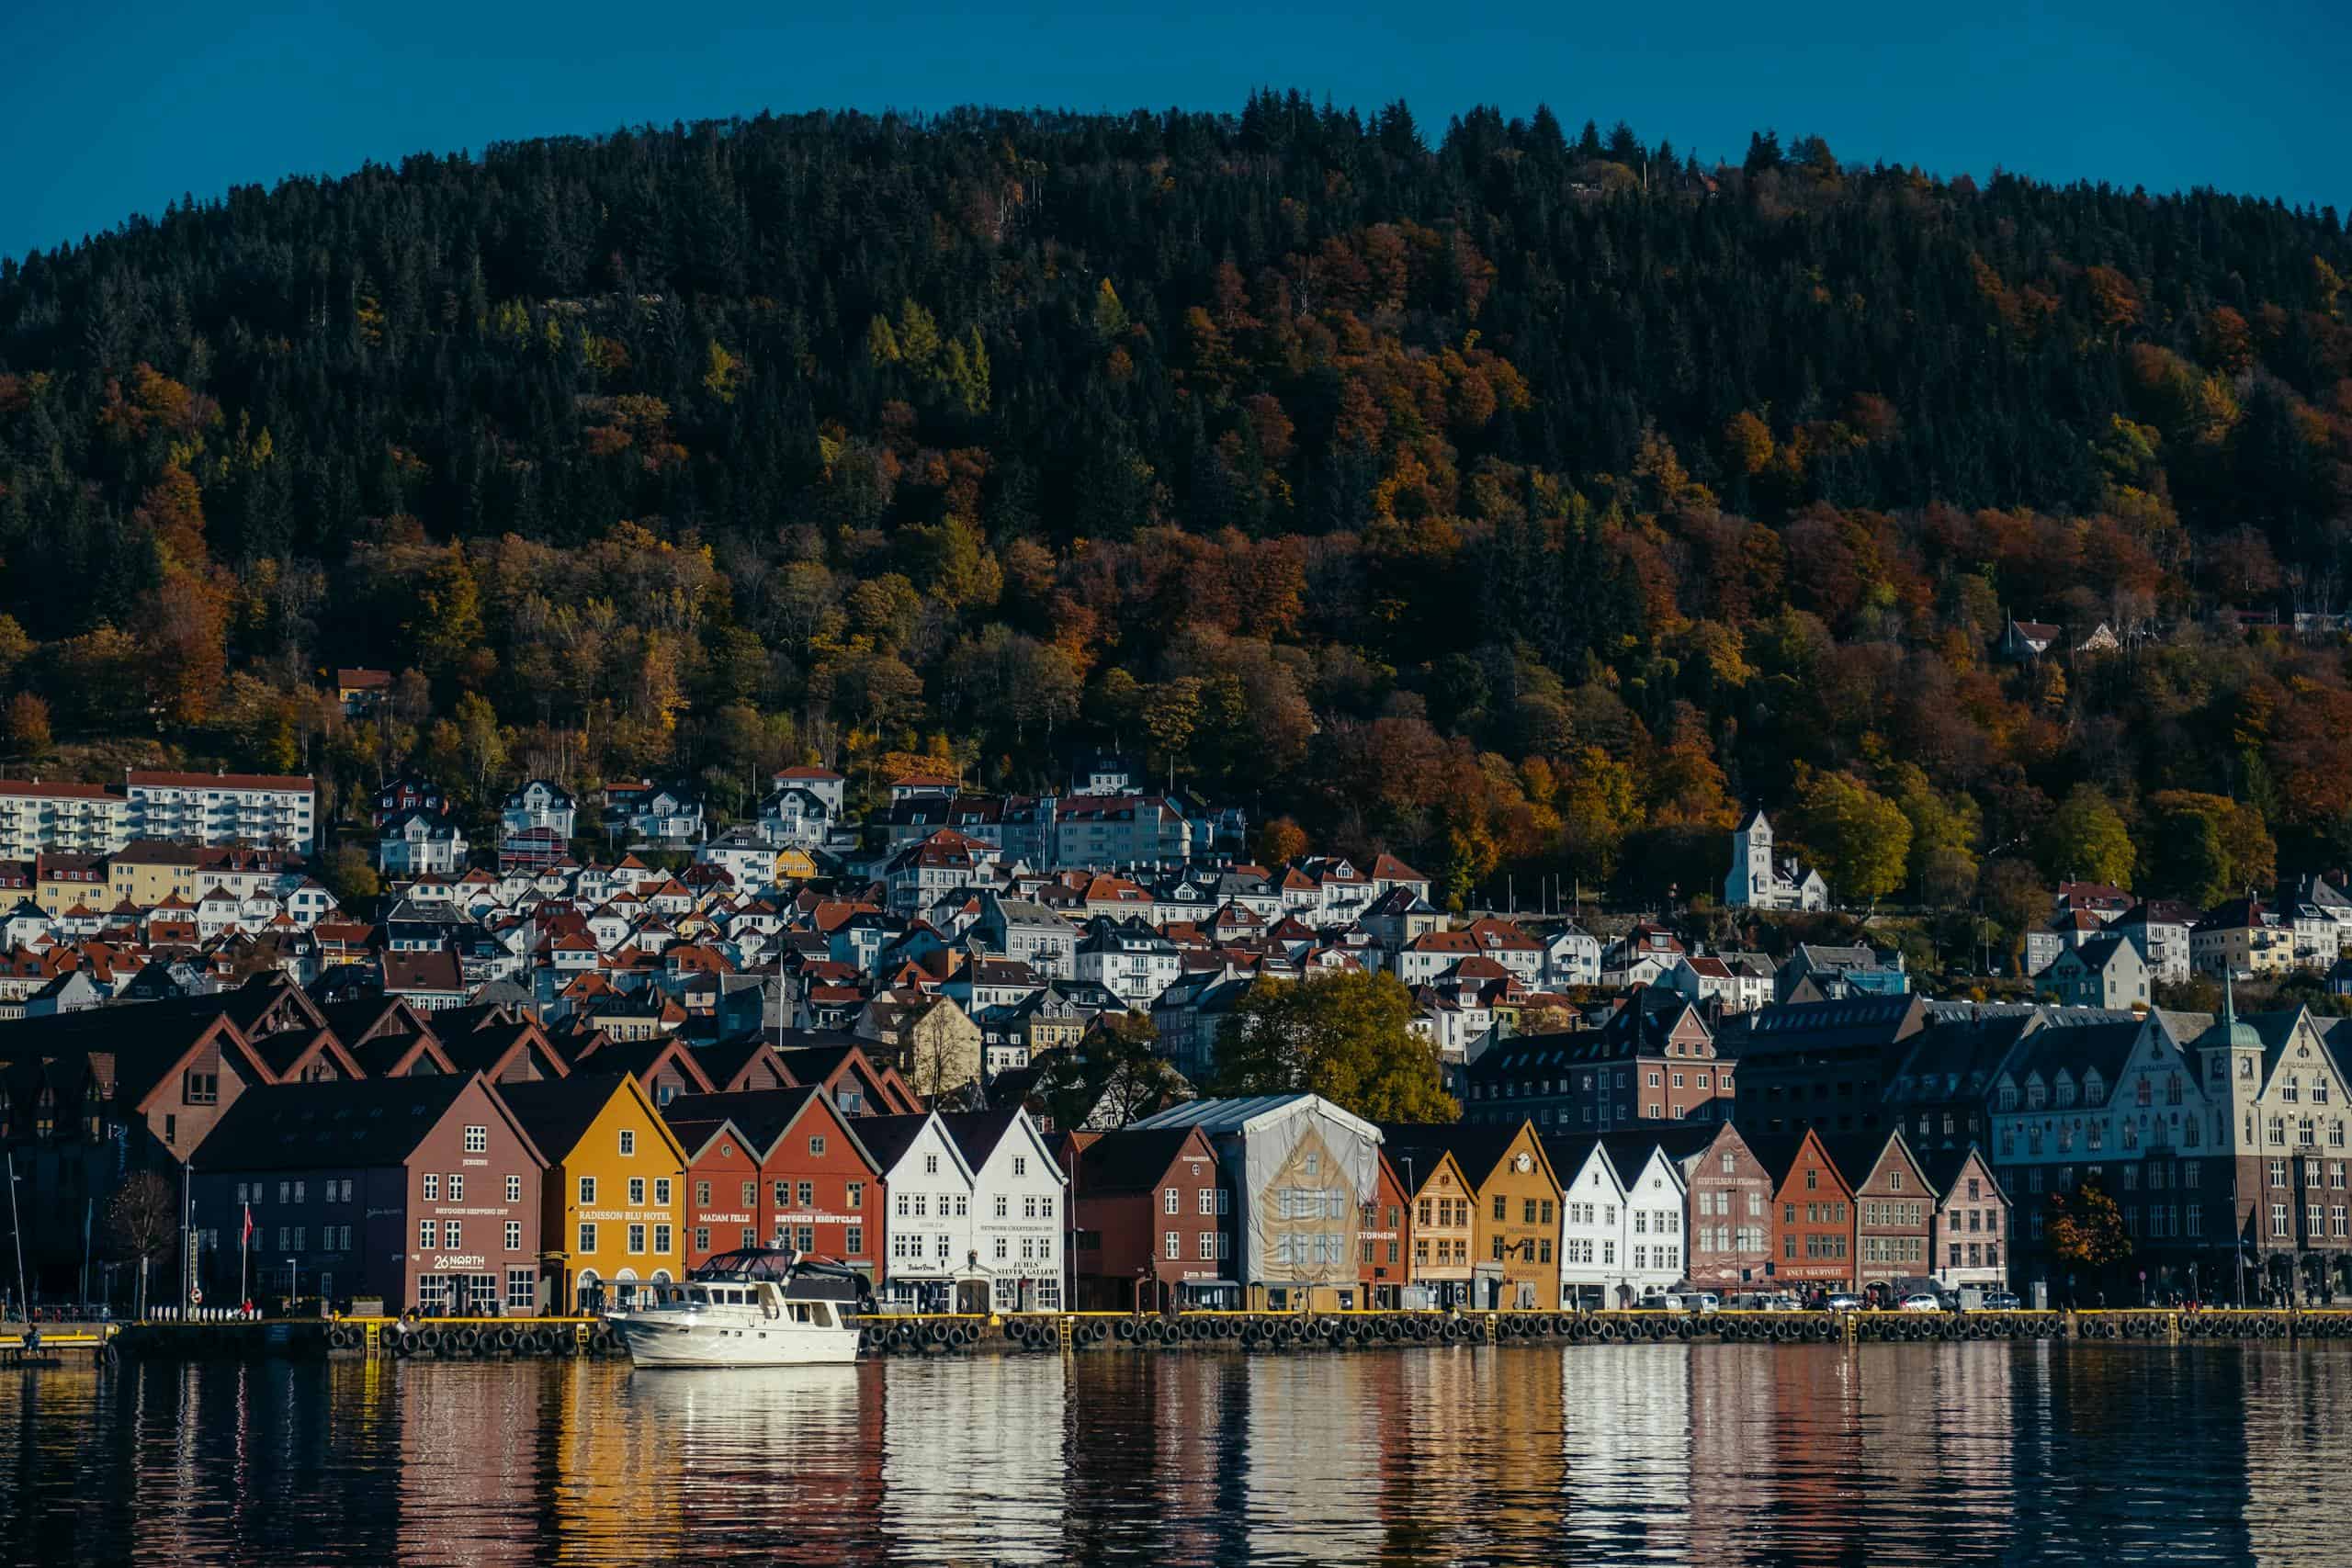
top-left (1060, 1125), bottom-right (1228, 1311)
top-left (1826, 1129), bottom-right (1935, 1301)
top-left (189, 1073), bottom-right (547, 1313)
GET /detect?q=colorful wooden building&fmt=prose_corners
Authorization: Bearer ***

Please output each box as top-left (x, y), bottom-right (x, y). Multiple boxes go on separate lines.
top-left (498, 1072), bottom-right (686, 1313)
top-left (662, 1085), bottom-right (880, 1276)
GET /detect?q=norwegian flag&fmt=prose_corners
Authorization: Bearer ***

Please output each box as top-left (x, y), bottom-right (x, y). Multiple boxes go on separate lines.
top-left (242, 1203), bottom-right (254, 1246)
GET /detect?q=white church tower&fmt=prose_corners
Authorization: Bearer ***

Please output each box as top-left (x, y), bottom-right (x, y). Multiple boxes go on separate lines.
top-left (1725, 808), bottom-right (1775, 908)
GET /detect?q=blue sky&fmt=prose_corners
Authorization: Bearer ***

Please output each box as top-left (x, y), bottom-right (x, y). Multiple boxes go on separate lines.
top-left (6, 0), bottom-right (2346, 259)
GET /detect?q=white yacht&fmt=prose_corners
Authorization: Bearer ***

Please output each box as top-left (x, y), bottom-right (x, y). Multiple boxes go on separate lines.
top-left (607, 1248), bottom-right (864, 1368)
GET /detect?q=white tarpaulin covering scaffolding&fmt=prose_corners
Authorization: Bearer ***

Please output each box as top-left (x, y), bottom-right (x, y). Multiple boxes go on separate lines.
top-left (1129, 1094), bottom-right (1383, 1290)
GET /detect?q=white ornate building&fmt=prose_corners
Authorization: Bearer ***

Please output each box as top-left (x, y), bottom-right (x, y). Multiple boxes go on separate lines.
top-left (1723, 809), bottom-right (1828, 911)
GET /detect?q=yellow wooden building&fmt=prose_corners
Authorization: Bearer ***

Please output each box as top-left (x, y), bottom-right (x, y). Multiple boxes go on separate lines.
top-left (1396, 1149), bottom-right (1477, 1307)
top-left (497, 1072), bottom-right (687, 1313)
top-left (1379, 1119), bottom-right (1563, 1311)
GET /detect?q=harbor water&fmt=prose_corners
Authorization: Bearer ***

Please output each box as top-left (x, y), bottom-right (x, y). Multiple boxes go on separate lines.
top-left (3, 1341), bottom-right (2338, 1564)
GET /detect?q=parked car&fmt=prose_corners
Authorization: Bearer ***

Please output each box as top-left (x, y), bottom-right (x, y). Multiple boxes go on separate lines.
top-left (1898, 1292), bottom-right (1947, 1313)
top-left (1823, 1292), bottom-right (1863, 1311)
top-left (1635, 1292), bottom-right (1686, 1312)
top-left (1683, 1292), bottom-right (1721, 1314)
top-left (1980, 1292), bottom-right (2022, 1311)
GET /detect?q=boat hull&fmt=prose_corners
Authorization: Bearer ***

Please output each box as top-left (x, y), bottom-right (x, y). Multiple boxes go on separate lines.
top-left (612, 1315), bottom-right (859, 1368)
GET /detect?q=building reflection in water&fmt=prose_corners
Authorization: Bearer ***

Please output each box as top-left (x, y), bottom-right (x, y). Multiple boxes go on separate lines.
top-left (3, 1342), bottom-right (2348, 1565)
top-left (878, 1357), bottom-right (1067, 1563)
top-left (392, 1361), bottom-right (544, 1564)
top-left (1557, 1344), bottom-right (1694, 1561)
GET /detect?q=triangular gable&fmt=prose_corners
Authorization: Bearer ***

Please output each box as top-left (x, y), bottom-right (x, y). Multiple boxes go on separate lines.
top-left (130, 1013), bottom-right (278, 1115)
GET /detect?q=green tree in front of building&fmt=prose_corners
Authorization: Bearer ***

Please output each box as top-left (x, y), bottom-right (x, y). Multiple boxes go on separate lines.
top-left (1214, 970), bottom-right (1458, 1123)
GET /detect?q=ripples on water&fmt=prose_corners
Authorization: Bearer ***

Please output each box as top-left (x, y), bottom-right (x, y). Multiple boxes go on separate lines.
top-left (2, 1343), bottom-right (2335, 1565)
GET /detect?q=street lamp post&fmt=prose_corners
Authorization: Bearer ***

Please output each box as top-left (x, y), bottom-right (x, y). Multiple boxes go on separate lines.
top-left (6, 1152), bottom-right (26, 1319)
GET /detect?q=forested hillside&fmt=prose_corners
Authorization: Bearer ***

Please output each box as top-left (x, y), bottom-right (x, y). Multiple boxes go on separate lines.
top-left (1, 94), bottom-right (2348, 912)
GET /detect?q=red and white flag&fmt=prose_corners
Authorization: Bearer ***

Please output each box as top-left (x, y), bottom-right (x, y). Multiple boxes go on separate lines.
top-left (241, 1203), bottom-right (254, 1246)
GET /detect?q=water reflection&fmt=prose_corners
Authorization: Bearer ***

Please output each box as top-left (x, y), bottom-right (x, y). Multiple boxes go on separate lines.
top-left (3, 1344), bottom-right (2346, 1565)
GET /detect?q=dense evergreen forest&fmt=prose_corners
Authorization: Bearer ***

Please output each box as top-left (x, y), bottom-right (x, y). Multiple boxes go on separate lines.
top-left (1, 94), bottom-right (2348, 918)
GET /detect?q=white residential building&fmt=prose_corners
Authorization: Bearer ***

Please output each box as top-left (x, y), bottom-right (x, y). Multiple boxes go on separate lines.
top-left (942, 1108), bottom-right (1067, 1313)
top-left (500, 780), bottom-right (577, 840)
top-left (380, 811), bottom-right (469, 877)
top-left (124, 770), bottom-right (317, 854)
top-left (1553, 1139), bottom-right (1628, 1309)
top-left (771, 765), bottom-right (847, 818)
top-left (1050, 795), bottom-right (1193, 870)
top-left (976, 892), bottom-right (1077, 979)
top-left (863, 1111), bottom-right (979, 1314)
top-left (1617, 1144), bottom-right (1689, 1299)
top-left (1074, 917), bottom-right (1183, 1007)
top-left (0, 779), bottom-right (130, 858)
top-left (1543, 925), bottom-right (1603, 989)
top-left (757, 784), bottom-right (836, 848)
top-left (696, 826), bottom-right (781, 893)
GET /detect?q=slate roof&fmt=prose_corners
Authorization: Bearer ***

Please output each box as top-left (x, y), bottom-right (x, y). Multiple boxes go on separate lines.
top-left (848, 1112), bottom-right (951, 1177)
top-left (1071, 1127), bottom-right (1206, 1194)
top-left (197, 1074), bottom-right (521, 1171)
top-left (1374, 1121), bottom-right (1538, 1190)
top-left (496, 1073), bottom-right (636, 1161)
top-left (935, 1106), bottom-right (1029, 1172)
top-left (661, 1086), bottom-right (875, 1168)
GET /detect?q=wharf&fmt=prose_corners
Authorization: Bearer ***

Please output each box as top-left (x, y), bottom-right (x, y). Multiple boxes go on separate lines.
top-left (85, 1307), bottom-right (2352, 1363)
top-left (2, 1322), bottom-right (123, 1367)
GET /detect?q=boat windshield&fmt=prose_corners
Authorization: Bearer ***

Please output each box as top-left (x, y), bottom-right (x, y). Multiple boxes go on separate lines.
top-left (690, 1247), bottom-right (800, 1282)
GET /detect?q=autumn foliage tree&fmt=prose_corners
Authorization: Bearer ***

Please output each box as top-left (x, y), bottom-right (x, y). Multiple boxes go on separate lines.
top-left (2046, 1182), bottom-right (2133, 1297)
top-left (0, 97), bottom-right (2346, 907)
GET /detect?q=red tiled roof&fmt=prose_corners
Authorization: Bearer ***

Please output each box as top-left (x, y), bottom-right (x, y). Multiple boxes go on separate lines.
top-left (127, 770), bottom-right (314, 792)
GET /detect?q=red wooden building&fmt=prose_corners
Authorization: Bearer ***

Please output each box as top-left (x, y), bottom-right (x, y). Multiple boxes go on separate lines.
top-left (1358, 1151), bottom-right (1414, 1308)
top-left (1752, 1128), bottom-right (1856, 1293)
top-left (662, 1086), bottom-right (880, 1277)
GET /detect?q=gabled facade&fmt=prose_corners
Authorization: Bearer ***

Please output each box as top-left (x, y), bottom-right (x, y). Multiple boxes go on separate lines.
top-left (1397, 1149), bottom-right (1477, 1307)
top-left (1663, 1122), bottom-right (1775, 1292)
top-left (856, 1111), bottom-right (979, 1313)
top-left (189, 1072), bottom-right (546, 1314)
top-left (1128, 1094), bottom-right (1384, 1312)
top-left (942, 1108), bottom-right (1067, 1312)
top-left (663, 1086), bottom-right (879, 1276)
top-left (1543, 1134), bottom-right (1628, 1308)
top-left (2038, 935), bottom-right (2149, 1010)
top-left (497, 1073), bottom-right (687, 1314)
top-left (1754, 1128), bottom-right (1855, 1292)
top-left (1925, 1145), bottom-right (2008, 1293)
top-left (1062, 1125), bottom-right (1227, 1312)
top-left (1831, 1129), bottom-right (1936, 1300)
